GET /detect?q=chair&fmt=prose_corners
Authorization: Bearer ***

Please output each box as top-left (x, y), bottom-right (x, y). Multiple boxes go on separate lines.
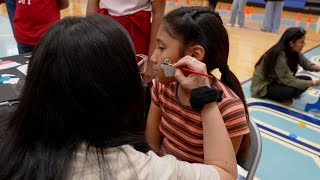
top-left (237, 118), bottom-right (262, 180)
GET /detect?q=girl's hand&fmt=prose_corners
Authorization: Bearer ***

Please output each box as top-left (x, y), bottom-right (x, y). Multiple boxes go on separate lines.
top-left (309, 65), bottom-right (320, 72)
top-left (174, 56), bottom-right (210, 90)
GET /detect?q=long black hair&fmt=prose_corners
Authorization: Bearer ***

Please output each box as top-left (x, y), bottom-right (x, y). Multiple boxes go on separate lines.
top-left (162, 6), bottom-right (250, 156)
top-left (255, 27), bottom-right (306, 77)
top-left (0, 15), bottom-right (148, 179)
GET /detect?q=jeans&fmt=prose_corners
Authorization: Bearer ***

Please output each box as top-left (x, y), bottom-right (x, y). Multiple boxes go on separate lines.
top-left (229, 0), bottom-right (248, 26)
top-left (264, 76), bottom-right (311, 101)
top-left (4, 0), bottom-right (16, 33)
top-left (262, 1), bottom-right (284, 32)
top-left (17, 41), bottom-right (34, 54)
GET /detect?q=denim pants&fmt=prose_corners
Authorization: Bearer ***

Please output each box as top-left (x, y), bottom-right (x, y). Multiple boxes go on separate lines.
top-left (229, 0), bottom-right (248, 26)
top-left (5, 0), bottom-right (16, 32)
top-left (262, 1), bottom-right (284, 32)
top-left (17, 42), bottom-right (34, 54)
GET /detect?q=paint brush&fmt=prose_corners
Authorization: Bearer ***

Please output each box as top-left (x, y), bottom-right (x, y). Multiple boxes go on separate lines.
top-left (165, 63), bottom-right (213, 78)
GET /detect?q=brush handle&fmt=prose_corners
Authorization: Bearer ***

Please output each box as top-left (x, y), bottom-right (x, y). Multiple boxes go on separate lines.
top-left (179, 67), bottom-right (213, 78)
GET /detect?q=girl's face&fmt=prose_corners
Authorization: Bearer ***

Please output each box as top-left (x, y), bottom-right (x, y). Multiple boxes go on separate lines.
top-left (150, 24), bottom-right (183, 84)
top-left (290, 35), bottom-right (306, 53)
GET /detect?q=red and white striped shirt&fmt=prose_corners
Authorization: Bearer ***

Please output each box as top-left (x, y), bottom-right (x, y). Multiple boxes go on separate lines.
top-left (151, 79), bottom-right (250, 163)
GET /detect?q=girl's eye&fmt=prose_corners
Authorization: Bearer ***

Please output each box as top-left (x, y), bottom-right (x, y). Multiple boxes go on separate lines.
top-left (158, 46), bottom-right (164, 52)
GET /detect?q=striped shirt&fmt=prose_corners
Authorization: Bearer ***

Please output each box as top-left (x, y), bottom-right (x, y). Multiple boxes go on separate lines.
top-left (151, 79), bottom-right (250, 163)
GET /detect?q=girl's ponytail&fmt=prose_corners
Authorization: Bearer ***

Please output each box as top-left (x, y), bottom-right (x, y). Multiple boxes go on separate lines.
top-left (219, 66), bottom-right (249, 117)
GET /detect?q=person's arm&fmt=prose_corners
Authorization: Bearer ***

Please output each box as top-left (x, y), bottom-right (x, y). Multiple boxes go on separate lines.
top-left (142, 0), bottom-right (165, 83)
top-left (174, 56), bottom-right (238, 179)
top-left (275, 55), bottom-right (317, 88)
top-left (146, 101), bottom-right (163, 153)
top-left (298, 53), bottom-right (320, 72)
top-left (308, 64), bottom-right (320, 72)
top-left (58, 0), bottom-right (69, 10)
top-left (146, 81), bottom-right (163, 153)
top-left (86, 0), bottom-right (99, 16)
top-left (202, 103), bottom-right (238, 180)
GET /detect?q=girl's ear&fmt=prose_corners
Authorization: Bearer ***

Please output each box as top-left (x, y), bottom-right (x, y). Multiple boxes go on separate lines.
top-left (289, 41), bottom-right (295, 48)
top-left (186, 45), bottom-right (205, 62)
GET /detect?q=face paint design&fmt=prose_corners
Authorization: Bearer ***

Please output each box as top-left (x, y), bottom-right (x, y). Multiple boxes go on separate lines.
top-left (160, 58), bottom-right (175, 77)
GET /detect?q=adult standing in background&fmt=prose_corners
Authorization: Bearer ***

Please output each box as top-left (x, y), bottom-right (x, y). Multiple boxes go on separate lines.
top-left (13, 0), bottom-right (69, 54)
top-left (208, 0), bottom-right (218, 9)
top-left (261, 0), bottom-right (284, 33)
top-left (86, 0), bottom-right (166, 84)
top-left (227, 0), bottom-right (248, 27)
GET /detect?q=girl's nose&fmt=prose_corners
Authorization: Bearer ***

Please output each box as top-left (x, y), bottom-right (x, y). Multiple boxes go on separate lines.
top-left (149, 49), bottom-right (158, 64)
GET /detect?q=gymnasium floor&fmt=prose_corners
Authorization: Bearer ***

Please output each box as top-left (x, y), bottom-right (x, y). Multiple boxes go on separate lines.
top-left (1, 0), bottom-right (319, 179)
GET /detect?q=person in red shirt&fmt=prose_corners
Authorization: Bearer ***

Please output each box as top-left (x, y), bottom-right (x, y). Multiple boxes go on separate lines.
top-left (13, 0), bottom-right (69, 54)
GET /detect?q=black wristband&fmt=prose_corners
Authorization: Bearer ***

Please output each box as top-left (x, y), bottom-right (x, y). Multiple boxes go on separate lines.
top-left (190, 86), bottom-right (223, 112)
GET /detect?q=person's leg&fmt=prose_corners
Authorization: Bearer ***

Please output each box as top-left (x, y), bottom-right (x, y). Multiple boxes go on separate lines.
top-left (237, 0), bottom-right (248, 26)
top-left (17, 42), bottom-right (34, 54)
top-left (261, 1), bottom-right (274, 32)
top-left (264, 82), bottom-right (302, 101)
top-left (296, 75), bottom-right (312, 81)
top-left (4, 0), bottom-right (16, 33)
top-left (271, 1), bottom-right (284, 33)
top-left (229, 0), bottom-right (239, 25)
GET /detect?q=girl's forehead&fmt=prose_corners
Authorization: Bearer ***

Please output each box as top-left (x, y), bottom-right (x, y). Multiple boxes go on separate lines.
top-left (157, 26), bottom-right (180, 44)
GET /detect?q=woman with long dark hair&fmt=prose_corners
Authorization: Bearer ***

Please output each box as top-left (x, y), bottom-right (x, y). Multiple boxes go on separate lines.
top-left (251, 27), bottom-right (320, 102)
top-left (0, 15), bottom-right (237, 180)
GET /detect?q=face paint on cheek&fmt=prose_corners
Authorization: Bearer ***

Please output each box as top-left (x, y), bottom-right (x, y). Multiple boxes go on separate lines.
top-left (160, 58), bottom-right (175, 77)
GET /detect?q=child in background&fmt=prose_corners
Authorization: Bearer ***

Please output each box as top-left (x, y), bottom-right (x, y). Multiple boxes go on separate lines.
top-left (146, 7), bottom-right (250, 163)
top-left (251, 27), bottom-right (320, 103)
top-left (13, 0), bottom-right (69, 54)
top-left (86, 0), bottom-right (166, 83)
top-left (226, 0), bottom-right (248, 27)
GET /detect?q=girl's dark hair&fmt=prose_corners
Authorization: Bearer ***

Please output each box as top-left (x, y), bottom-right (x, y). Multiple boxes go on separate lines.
top-left (255, 27), bottom-right (306, 77)
top-left (0, 15), bottom-right (148, 179)
top-left (162, 6), bottom-right (249, 156)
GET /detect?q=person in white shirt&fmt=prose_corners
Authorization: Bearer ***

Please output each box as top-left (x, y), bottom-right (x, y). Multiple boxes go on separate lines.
top-left (86, 0), bottom-right (165, 84)
top-left (0, 15), bottom-right (237, 180)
